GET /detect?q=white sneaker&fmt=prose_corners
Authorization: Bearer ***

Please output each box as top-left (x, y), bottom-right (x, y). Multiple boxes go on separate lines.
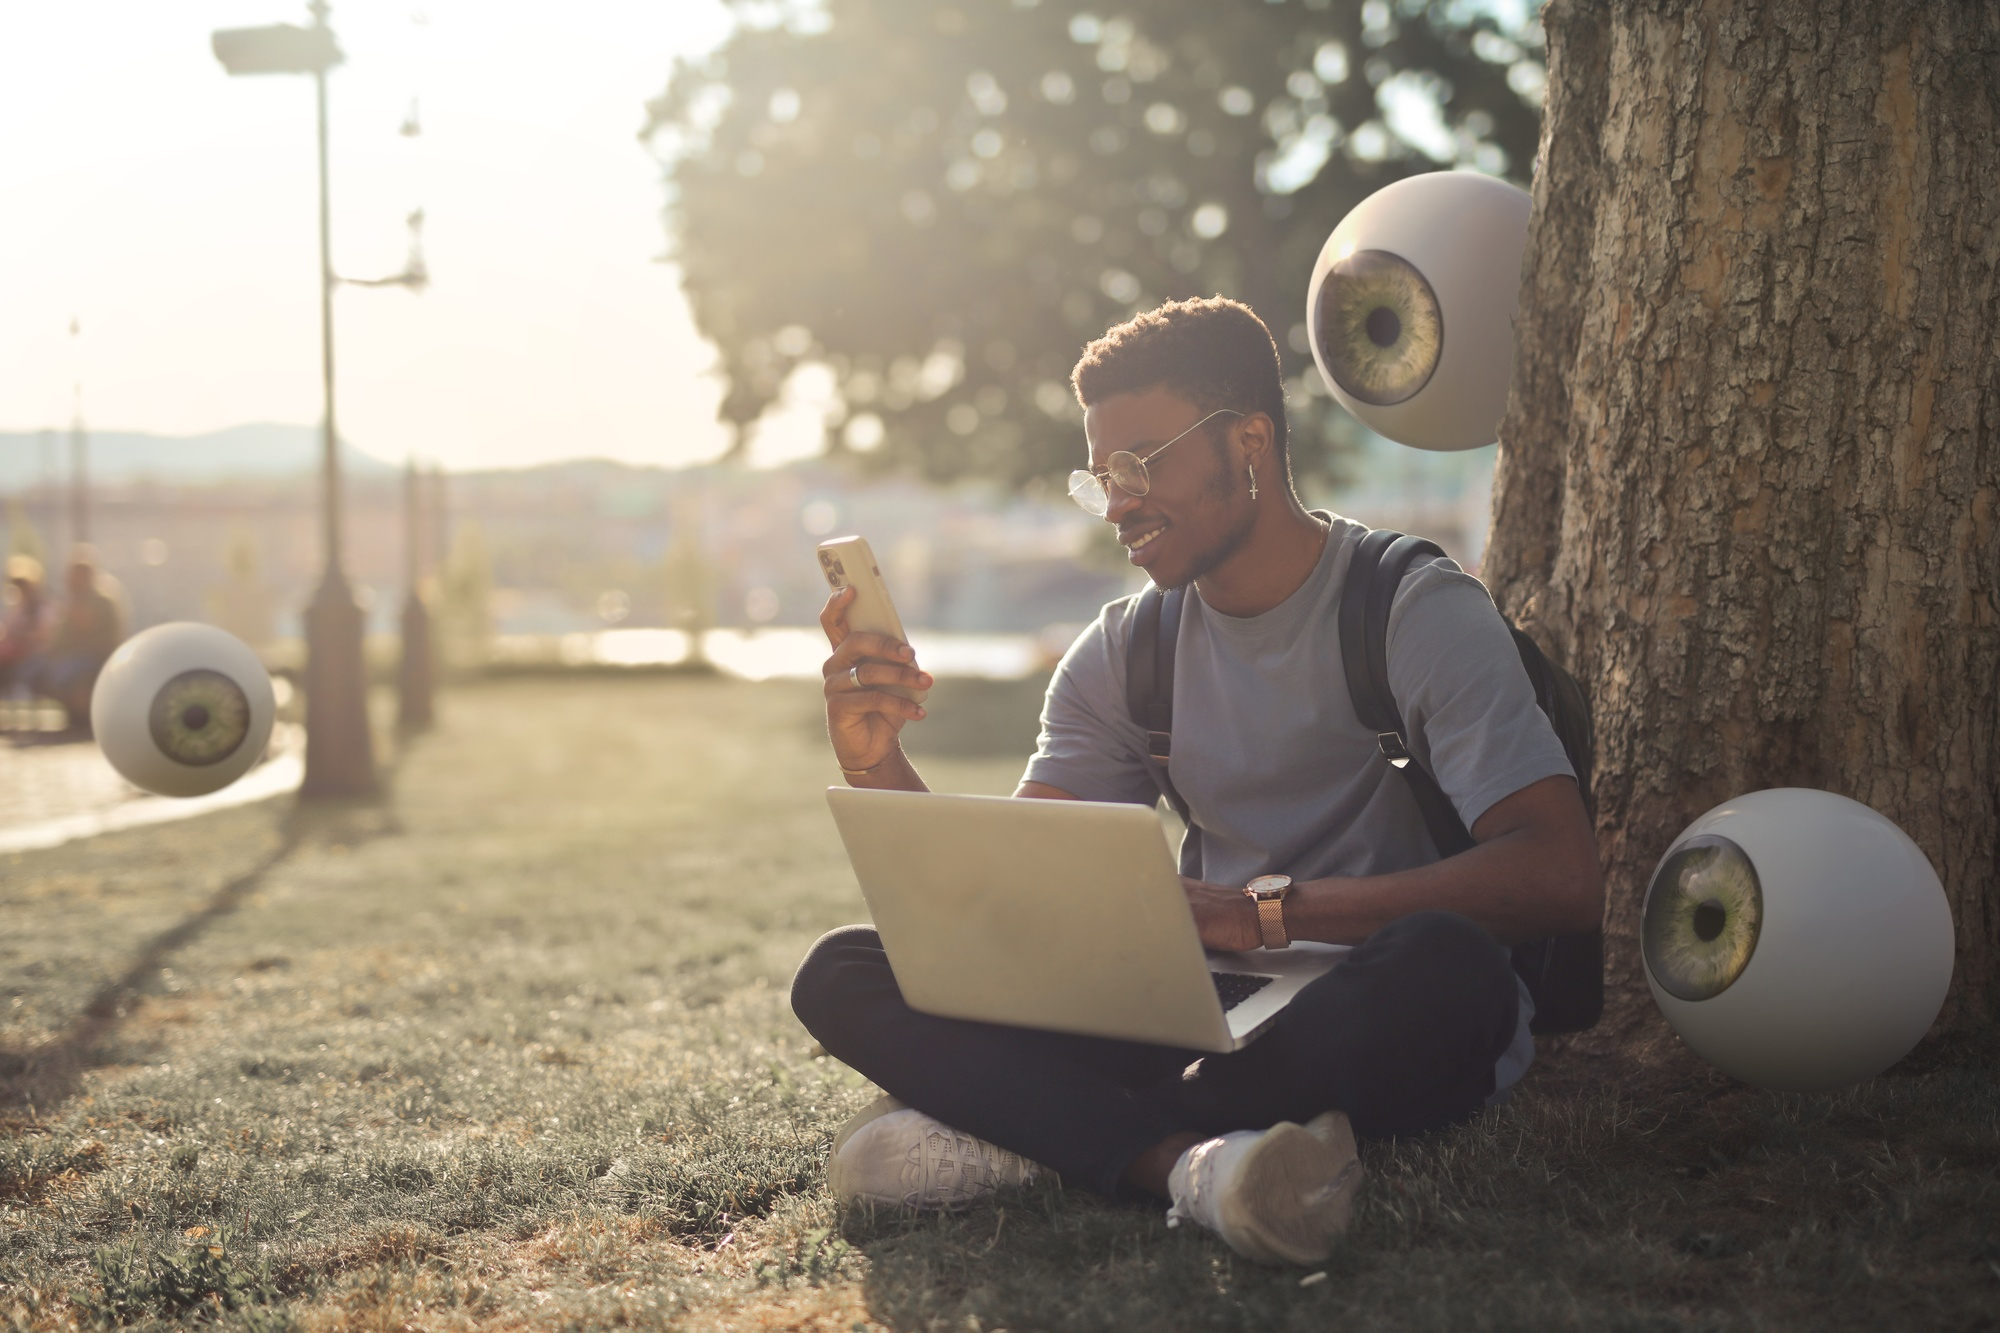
top-left (1165, 1111), bottom-right (1363, 1266)
top-left (828, 1095), bottom-right (1043, 1211)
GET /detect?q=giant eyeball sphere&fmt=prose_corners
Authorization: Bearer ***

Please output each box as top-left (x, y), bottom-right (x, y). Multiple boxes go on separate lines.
top-left (1642, 789), bottom-right (1954, 1093)
top-left (91, 622), bottom-right (276, 798)
top-left (1306, 171), bottom-right (1530, 450)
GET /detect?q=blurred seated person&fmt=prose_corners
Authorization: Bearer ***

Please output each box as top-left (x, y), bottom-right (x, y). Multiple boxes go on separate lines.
top-left (23, 547), bottom-right (128, 730)
top-left (0, 555), bottom-right (49, 700)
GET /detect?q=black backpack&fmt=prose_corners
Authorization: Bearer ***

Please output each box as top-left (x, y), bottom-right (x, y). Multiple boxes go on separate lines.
top-left (1125, 527), bottom-right (1604, 1036)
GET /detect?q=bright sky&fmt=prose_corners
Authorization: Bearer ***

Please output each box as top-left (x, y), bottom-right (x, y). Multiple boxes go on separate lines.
top-left (0, 0), bottom-right (795, 472)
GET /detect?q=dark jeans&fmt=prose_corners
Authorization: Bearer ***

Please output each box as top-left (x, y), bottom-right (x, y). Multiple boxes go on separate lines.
top-left (790, 909), bottom-right (1520, 1198)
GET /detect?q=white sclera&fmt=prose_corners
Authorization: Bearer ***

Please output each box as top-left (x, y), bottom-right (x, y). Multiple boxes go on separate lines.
top-left (1306, 171), bottom-right (1531, 451)
top-left (1645, 788), bottom-right (1955, 1093)
top-left (91, 622), bottom-right (277, 798)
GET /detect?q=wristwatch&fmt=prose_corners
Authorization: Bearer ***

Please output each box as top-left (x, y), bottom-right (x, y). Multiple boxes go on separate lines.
top-left (1243, 874), bottom-right (1293, 949)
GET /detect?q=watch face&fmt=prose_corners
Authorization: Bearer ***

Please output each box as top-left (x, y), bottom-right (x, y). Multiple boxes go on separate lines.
top-left (1246, 874), bottom-right (1291, 897)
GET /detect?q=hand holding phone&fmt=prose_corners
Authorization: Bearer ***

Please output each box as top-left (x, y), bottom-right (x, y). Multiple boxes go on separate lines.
top-left (817, 536), bottom-right (933, 782)
top-left (816, 536), bottom-right (926, 704)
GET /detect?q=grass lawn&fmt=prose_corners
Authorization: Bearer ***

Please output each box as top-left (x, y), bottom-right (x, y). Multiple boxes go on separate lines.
top-left (2, 674), bottom-right (1996, 1332)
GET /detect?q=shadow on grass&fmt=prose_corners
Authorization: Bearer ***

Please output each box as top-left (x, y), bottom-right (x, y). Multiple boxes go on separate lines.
top-left (0, 796), bottom-right (401, 1125)
top-left (669, 938), bottom-right (1996, 1331)
top-left (813, 1034), bottom-right (2000, 1332)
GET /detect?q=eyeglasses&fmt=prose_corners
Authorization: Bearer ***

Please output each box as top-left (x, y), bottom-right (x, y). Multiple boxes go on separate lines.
top-left (1066, 408), bottom-right (1244, 517)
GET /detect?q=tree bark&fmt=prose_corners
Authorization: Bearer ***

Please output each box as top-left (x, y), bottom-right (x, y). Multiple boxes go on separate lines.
top-left (1487, 0), bottom-right (2000, 1049)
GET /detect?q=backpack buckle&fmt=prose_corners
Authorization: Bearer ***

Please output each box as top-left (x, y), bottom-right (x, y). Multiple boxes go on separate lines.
top-left (1376, 731), bottom-right (1413, 769)
top-left (1146, 730), bottom-right (1172, 763)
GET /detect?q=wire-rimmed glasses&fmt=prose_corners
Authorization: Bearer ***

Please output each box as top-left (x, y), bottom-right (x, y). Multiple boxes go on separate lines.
top-left (1066, 408), bottom-right (1244, 517)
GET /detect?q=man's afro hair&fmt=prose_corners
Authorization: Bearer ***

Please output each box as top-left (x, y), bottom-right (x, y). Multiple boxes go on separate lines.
top-left (1070, 296), bottom-right (1288, 458)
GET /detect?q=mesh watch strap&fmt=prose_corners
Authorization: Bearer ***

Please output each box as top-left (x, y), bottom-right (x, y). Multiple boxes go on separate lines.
top-left (1255, 895), bottom-right (1290, 949)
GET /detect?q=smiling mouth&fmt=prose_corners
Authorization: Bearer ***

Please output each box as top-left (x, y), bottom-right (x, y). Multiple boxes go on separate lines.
top-left (1123, 526), bottom-right (1165, 552)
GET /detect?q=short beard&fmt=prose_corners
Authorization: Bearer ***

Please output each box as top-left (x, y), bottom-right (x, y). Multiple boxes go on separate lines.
top-left (1158, 444), bottom-right (1258, 590)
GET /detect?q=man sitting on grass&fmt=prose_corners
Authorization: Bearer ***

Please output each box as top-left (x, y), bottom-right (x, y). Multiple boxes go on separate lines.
top-left (793, 296), bottom-right (1603, 1267)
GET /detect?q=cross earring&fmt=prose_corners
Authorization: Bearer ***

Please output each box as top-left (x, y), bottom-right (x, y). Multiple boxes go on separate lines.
top-left (1248, 464), bottom-right (1259, 500)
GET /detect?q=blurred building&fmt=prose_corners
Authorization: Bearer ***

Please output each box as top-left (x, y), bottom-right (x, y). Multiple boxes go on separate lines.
top-left (0, 436), bottom-right (1131, 641)
top-left (0, 425), bottom-right (1495, 644)
top-left (1309, 434), bottom-right (1497, 574)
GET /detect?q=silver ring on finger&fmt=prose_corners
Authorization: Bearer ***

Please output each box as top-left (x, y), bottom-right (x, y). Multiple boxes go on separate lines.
top-left (848, 665), bottom-right (863, 690)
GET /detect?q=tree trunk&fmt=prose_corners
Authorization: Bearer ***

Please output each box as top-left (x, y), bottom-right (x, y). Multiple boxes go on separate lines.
top-left (1486, 0), bottom-right (2000, 1049)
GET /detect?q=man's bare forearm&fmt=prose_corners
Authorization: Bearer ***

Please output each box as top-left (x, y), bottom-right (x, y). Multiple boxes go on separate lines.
top-left (1283, 776), bottom-right (1603, 946)
top-left (1285, 839), bottom-right (1590, 945)
top-left (842, 744), bottom-right (929, 793)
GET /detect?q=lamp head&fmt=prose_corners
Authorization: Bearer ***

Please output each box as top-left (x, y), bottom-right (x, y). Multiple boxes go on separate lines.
top-left (212, 23), bottom-right (342, 77)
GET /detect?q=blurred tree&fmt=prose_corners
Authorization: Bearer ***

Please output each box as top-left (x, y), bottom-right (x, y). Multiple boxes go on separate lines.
top-left (647, 0), bottom-right (1543, 488)
top-left (437, 521), bottom-right (495, 671)
top-left (661, 501), bottom-right (717, 666)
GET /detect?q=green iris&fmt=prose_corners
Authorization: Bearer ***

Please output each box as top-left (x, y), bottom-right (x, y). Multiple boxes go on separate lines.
top-left (1642, 835), bottom-right (1763, 1002)
top-left (148, 669), bottom-right (251, 767)
top-left (1312, 249), bottom-right (1444, 406)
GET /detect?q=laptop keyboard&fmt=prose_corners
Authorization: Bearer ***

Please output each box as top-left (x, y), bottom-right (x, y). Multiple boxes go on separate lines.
top-left (1211, 972), bottom-right (1277, 1012)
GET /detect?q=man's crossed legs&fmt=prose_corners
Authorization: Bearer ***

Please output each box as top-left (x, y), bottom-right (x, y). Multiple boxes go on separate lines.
top-left (791, 910), bottom-right (1520, 1264)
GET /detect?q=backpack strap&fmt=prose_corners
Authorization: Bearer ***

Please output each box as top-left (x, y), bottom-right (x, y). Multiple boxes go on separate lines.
top-left (1340, 528), bottom-right (1604, 1034)
top-left (1337, 528), bottom-right (1399, 736)
top-left (1508, 626), bottom-right (1598, 820)
top-left (1339, 531), bottom-right (1475, 858)
top-left (1125, 584), bottom-right (1193, 831)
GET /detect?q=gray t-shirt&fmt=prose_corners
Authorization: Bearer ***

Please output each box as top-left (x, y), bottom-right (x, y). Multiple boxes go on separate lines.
top-left (1021, 514), bottom-right (1574, 1095)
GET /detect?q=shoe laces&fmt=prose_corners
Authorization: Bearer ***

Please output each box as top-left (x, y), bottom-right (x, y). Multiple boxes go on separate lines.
top-left (902, 1124), bottom-right (1027, 1208)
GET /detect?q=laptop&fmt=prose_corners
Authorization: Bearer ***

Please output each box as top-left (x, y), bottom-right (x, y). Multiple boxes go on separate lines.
top-left (825, 787), bottom-right (1347, 1053)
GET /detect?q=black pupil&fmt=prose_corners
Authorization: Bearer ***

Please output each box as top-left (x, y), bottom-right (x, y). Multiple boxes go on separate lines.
top-left (181, 704), bottom-right (211, 732)
top-left (1365, 306), bottom-right (1401, 348)
top-left (1692, 900), bottom-right (1727, 942)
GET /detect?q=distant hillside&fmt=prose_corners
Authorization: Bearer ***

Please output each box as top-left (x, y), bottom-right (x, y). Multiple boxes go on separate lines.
top-left (0, 424), bottom-right (396, 487)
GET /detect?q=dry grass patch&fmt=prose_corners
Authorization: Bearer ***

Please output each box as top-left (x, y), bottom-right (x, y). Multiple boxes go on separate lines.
top-left (0, 676), bottom-right (1992, 1332)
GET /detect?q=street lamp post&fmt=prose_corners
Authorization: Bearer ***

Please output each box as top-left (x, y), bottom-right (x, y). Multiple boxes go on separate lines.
top-left (430, 464), bottom-right (449, 581)
top-left (396, 457), bottom-right (434, 732)
top-left (214, 3), bottom-right (375, 797)
top-left (69, 318), bottom-right (88, 554)
top-left (69, 390), bottom-right (88, 552)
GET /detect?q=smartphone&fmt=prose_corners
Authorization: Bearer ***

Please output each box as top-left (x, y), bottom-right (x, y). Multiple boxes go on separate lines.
top-left (816, 535), bottom-right (927, 704)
